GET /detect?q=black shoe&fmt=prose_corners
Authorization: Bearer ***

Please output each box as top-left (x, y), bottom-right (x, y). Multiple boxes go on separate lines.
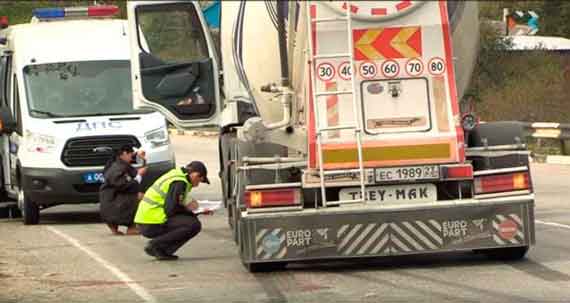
top-left (153, 247), bottom-right (179, 261)
top-left (144, 245), bottom-right (157, 257)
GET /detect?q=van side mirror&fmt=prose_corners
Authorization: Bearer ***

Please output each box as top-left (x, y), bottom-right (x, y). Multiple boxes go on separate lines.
top-left (0, 107), bottom-right (16, 135)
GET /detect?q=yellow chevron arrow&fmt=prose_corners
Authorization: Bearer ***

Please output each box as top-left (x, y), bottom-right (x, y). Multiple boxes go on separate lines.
top-left (355, 29), bottom-right (384, 60)
top-left (391, 27), bottom-right (420, 58)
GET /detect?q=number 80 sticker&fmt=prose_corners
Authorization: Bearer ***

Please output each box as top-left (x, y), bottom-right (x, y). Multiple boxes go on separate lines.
top-left (316, 62), bottom-right (336, 82)
top-left (428, 57), bottom-right (446, 76)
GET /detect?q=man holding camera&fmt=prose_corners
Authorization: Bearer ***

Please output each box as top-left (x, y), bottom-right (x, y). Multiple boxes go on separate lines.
top-left (100, 145), bottom-right (147, 235)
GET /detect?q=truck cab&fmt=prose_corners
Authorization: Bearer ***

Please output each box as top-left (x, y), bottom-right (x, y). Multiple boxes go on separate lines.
top-left (0, 5), bottom-right (175, 224)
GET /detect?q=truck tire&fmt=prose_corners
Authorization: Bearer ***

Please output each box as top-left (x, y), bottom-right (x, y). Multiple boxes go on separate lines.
top-left (244, 261), bottom-right (288, 273)
top-left (19, 189), bottom-right (40, 225)
top-left (482, 246), bottom-right (529, 261)
top-left (468, 121), bottom-right (525, 147)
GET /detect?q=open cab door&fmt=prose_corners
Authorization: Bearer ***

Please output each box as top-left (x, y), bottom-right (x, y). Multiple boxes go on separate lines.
top-left (127, 1), bottom-right (220, 129)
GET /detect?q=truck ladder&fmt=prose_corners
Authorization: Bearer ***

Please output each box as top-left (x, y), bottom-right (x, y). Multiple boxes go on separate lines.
top-left (306, 1), bottom-right (366, 207)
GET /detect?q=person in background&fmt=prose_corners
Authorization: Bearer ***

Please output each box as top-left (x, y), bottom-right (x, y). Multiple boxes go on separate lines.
top-left (100, 145), bottom-right (147, 235)
top-left (134, 161), bottom-right (211, 260)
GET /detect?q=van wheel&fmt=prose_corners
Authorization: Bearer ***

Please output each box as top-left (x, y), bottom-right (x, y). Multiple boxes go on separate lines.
top-left (19, 189), bottom-right (39, 225)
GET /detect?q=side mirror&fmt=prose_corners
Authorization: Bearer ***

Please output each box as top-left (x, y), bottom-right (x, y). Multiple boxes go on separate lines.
top-left (0, 107), bottom-right (16, 135)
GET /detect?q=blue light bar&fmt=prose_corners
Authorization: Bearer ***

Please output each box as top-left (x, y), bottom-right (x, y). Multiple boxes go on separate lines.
top-left (32, 8), bottom-right (65, 19)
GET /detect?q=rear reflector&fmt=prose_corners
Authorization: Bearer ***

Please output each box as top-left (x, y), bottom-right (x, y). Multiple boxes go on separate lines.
top-left (442, 164), bottom-right (473, 180)
top-left (244, 188), bottom-right (301, 208)
top-left (474, 172), bottom-right (531, 194)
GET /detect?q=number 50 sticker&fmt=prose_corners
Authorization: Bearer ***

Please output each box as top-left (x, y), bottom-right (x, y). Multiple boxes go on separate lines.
top-left (359, 61), bottom-right (377, 79)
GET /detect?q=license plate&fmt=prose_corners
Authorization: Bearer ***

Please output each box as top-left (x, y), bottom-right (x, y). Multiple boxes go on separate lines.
top-left (339, 183), bottom-right (437, 204)
top-left (83, 172), bottom-right (105, 184)
top-left (375, 165), bottom-right (439, 182)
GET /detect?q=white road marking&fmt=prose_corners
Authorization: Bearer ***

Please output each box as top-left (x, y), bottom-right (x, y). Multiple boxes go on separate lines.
top-left (536, 220), bottom-right (570, 230)
top-left (46, 226), bottom-right (156, 303)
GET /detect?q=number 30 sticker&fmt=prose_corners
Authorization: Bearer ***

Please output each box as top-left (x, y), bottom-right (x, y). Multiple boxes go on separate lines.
top-left (428, 57), bottom-right (446, 76)
top-left (316, 62), bottom-right (335, 81)
top-left (359, 61), bottom-right (377, 79)
top-left (405, 58), bottom-right (423, 77)
top-left (380, 60), bottom-right (400, 78)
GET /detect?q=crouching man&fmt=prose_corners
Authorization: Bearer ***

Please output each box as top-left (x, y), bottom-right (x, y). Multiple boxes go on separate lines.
top-left (134, 161), bottom-right (211, 260)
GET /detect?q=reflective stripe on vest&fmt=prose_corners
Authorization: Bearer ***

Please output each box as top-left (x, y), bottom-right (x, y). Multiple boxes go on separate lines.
top-left (134, 168), bottom-right (191, 224)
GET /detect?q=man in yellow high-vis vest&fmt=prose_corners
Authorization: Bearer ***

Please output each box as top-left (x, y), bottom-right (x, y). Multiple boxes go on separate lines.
top-left (134, 161), bottom-right (211, 260)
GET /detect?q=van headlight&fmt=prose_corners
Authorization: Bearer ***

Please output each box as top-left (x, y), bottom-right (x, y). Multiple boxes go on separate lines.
top-left (145, 127), bottom-right (169, 147)
top-left (25, 130), bottom-right (56, 153)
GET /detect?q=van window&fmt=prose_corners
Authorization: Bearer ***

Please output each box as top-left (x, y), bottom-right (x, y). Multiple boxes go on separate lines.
top-left (23, 60), bottom-right (145, 118)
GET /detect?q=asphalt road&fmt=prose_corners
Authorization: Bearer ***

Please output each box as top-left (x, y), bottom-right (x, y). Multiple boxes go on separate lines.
top-left (1, 134), bottom-right (570, 303)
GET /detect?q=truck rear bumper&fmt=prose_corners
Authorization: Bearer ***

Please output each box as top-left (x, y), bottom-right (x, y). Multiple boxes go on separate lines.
top-left (239, 195), bottom-right (535, 263)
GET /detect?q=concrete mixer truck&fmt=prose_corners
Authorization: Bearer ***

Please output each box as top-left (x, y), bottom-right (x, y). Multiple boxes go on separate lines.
top-left (126, 1), bottom-right (535, 271)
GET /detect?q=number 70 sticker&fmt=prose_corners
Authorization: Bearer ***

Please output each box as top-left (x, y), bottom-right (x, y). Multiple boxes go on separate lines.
top-left (405, 58), bottom-right (423, 77)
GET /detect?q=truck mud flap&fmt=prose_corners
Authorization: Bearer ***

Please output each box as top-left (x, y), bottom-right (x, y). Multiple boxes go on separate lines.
top-left (240, 200), bottom-right (534, 263)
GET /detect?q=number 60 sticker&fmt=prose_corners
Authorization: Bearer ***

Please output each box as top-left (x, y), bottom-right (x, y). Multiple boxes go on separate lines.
top-left (380, 60), bottom-right (400, 78)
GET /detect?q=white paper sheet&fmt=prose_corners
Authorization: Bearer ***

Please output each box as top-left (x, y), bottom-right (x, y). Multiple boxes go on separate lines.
top-left (194, 200), bottom-right (223, 214)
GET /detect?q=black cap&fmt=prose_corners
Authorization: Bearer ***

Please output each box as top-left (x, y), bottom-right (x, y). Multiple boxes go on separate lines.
top-left (186, 161), bottom-right (210, 184)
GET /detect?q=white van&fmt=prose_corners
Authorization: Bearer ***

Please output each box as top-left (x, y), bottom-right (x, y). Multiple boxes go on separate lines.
top-left (0, 6), bottom-right (175, 224)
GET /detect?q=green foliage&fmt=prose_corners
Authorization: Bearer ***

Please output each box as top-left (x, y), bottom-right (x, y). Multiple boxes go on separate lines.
top-left (468, 2), bottom-right (570, 123)
top-left (469, 22), bottom-right (570, 122)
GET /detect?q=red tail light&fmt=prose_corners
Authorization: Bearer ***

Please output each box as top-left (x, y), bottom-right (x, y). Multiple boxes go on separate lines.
top-left (244, 188), bottom-right (301, 208)
top-left (474, 172), bottom-right (531, 195)
top-left (442, 164), bottom-right (473, 180)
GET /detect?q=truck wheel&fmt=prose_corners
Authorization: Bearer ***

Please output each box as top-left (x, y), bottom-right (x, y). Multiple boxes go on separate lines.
top-left (482, 246), bottom-right (529, 261)
top-left (19, 189), bottom-right (39, 225)
top-left (244, 261), bottom-right (288, 273)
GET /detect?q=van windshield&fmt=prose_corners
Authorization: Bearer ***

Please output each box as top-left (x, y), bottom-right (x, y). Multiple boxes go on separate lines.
top-left (23, 60), bottom-right (145, 118)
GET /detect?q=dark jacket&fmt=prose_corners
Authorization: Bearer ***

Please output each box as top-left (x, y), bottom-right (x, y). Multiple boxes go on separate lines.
top-left (99, 159), bottom-right (141, 226)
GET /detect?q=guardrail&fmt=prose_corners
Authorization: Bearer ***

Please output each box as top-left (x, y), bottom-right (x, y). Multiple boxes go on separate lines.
top-left (522, 122), bottom-right (570, 164)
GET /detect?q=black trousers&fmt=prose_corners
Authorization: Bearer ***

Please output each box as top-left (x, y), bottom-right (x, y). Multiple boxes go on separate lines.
top-left (138, 214), bottom-right (202, 256)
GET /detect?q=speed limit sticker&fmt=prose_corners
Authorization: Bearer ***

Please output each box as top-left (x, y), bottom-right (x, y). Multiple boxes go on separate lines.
top-left (338, 61), bottom-right (353, 81)
top-left (405, 58), bottom-right (423, 77)
top-left (380, 60), bottom-right (400, 78)
top-left (359, 61), bottom-right (377, 79)
top-left (316, 62), bottom-right (336, 81)
top-left (428, 57), bottom-right (446, 76)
